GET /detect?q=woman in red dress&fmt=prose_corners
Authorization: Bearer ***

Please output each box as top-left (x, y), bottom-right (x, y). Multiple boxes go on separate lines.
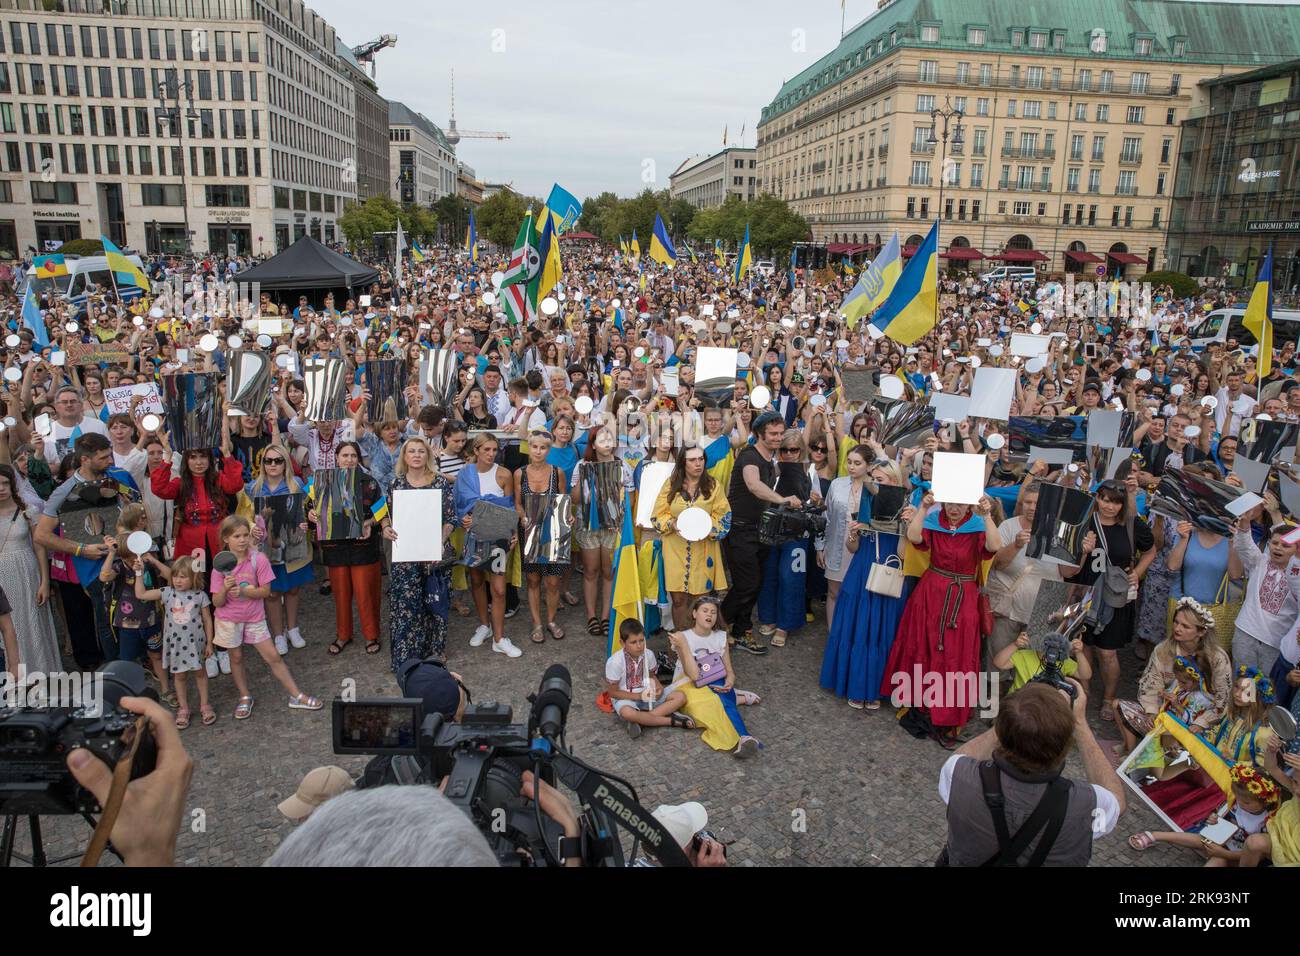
top-left (882, 492), bottom-right (1000, 748)
top-left (150, 427), bottom-right (245, 570)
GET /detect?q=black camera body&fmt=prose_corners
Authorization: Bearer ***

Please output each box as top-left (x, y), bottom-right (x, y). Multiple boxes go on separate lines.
top-left (758, 502), bottom-right (827, 546)
top-left (0, 662), bottom-right (159, 816)
top-left (1028, 632), bottom-right (1078, 702)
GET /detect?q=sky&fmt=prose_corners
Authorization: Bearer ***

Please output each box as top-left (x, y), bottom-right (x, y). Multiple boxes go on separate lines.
top-left (313, 0), bottom-right (1298, 203)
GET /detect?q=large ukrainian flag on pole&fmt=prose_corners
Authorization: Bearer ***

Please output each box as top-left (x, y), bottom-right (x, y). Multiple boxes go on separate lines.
top-left (607, 496), bottom-right (642, 655)
top-left (840, 231), bottom-right (901, 327)
top-left (465, 209), bottom-right (478, 263)
top-left (101, 235), bottom-right (149, 289)
top-left (648, 212), bottom-right (677, 267)
top-left (870, 220), bottom-right (938, 346)
top-left (1243, 248), bottom-right (1274, 378)
top-left (734, 224), bottom-right (752, 284)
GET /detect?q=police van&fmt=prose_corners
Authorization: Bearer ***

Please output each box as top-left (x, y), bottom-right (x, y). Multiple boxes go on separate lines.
top-left (21, 254), bottom-right (149, 310)
top-left (1184, 306), bottom-right (1300, 352)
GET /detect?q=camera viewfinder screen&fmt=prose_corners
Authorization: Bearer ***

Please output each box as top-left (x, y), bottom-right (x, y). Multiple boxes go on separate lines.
top-left (336, 702), bottom-right (420, 754)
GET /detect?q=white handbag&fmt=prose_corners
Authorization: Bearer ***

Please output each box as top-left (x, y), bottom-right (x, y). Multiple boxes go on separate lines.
top-left (865, 532), bottom-right (904, 598)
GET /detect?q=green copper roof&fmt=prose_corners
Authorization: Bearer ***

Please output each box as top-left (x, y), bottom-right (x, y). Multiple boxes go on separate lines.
top-left (761, 0), bottom-right (1300, 124)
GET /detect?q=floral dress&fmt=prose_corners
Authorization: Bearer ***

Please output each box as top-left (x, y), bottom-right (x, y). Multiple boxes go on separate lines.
top-left (388, 474), bottom-right (455, 668)
top-left (1135, 516), bottom-right (1177, 645)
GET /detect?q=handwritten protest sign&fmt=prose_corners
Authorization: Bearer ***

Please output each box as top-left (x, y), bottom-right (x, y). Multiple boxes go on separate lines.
top-left (66, 341), bottom-right (131, 366)
top-left (104, 383), bottom-right (165, 418)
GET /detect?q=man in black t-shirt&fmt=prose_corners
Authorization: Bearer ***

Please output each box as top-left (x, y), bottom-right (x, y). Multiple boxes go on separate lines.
top-left (721, 412), bottom-right (803, 654)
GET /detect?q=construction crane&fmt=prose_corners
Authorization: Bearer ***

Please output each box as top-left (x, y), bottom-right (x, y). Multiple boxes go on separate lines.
top-left (351, 34), bottom-right (396, 79)
top-left (445, 69), bottom-right (510, 146)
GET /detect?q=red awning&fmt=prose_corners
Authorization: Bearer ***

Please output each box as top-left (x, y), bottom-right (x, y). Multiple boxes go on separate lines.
top-left (996, 249), bottom-right (1048, 262)
top-left (826, 242), bottom-right (869, 254)
top-left (940, 246), bottom-right (986, 260)
top-left (1064, 250), bottom-right (1104, 263)
top-left (1107, 251), bottom-right (1146, 265)
top-left (559, 231), bottom-right (599, 241)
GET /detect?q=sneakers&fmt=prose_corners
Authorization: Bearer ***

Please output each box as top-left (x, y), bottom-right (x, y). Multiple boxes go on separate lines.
top-left (470, 624), bottom-right (491, 647)
top-left (205, 655), bottom-right (219, 679)
top-left (287, 627), bottom-right (306, 649)
top-left (625, 720), bottom-right (643, 739)
top-left (492, 637), bottom-right (522, 658)
top-left (733, 632), bottom-right (768, 656)
top-left (217, 650), bottom-right (232, 674)
top-left (734, 735), bottom-right (761, 758)
top-left (503, 604), bottom-right (519, 619)
top-left (273, 634), bottom-right (289, 656)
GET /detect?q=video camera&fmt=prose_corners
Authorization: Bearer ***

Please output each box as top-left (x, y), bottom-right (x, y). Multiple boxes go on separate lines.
top-left (332, 664), bottom-right (689, 867)
top-left (758, 502), bottom-right (827, 546)
top-left (1028, 632), bottom-right (1078, 702)
top-left (0, 661), bottom-right (158, 816)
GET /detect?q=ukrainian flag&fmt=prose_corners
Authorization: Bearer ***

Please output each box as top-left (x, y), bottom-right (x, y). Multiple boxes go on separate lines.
top-left (1243, 248), bottom-right (1274, 378)
top-left (370, 495), bottom-right (389, 523)
top-left (841, 256), bottom-right (856, 276)
top-left (630, 230), bottom-right (640, 260)
top-left (21, 283), bottom-right (49, 348)
top-left (607, 496), bottom-right (643, 655)
top-left (648, 212), bottom-right (677, 268)
top-left (411, 242), bottom-right (427, 264)
top-left (544, 183), bottom-right (583, 234)
top-left (536, 212), bottom-right (562, 301)
top-left (841, 231), bottom-right (901, 328)
top-left (101, 235), bottom-right (149, 290)
top-left (714, 239), bottom-right (726, 270)
top-left (733, 224), bottom-right (752, 284)
top-left (466, 210), bottom-right (478, 263)
top-left (33, 254), bottom-right (68, 279)
top-left (870, 220), bottom-right (938, 346)
top-left (687, 242), bottom-right (698, 264)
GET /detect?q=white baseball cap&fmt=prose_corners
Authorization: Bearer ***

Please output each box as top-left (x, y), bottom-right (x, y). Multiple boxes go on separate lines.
top-left (651, 802), bottom-right (708, 848)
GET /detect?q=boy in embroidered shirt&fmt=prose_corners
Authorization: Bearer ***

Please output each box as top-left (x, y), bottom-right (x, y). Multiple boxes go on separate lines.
top-left (604, 620), bottom-right (694, 739)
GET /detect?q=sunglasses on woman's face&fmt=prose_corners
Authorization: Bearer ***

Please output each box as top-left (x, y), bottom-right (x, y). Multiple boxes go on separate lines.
top-left (263, 457), bottom-right (284, 465)
top-left (811, 445), bottom-right (827, 453)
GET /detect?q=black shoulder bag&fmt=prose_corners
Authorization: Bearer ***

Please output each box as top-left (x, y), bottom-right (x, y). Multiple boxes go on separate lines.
top-left (977, 760), bottom-right (1072, 867)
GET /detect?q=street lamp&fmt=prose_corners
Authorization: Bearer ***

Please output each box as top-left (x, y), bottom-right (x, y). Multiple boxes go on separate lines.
top-left (927, 96), bottom-right (965, 229)
top-left (154, 73), bottom-right (196, 256)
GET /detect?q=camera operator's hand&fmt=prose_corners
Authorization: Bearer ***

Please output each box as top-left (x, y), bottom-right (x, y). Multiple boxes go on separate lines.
top-left (785, 495), bottom-right (803, 508)
top-left (65, 696), bottom-right (192, 866)
top-left (690, 837), bottom-right (728, 867)
top-left (519, 770), bottom-right (582, 868)
top-left (1065, 677), bottom-right (1088, 725)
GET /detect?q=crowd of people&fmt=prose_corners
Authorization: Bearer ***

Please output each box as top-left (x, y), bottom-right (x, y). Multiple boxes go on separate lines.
top-left (3, 233), bottom-right (1300, 866)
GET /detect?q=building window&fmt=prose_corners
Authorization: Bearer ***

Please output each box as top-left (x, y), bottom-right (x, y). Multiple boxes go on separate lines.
top-left (1100, 70), bottom-right (1113, 92)
top-left (1156, 173), bottom-right (1166, 195)
top-left (972, 200), bottom-right (981, 221)
top-left (1166, 108), bottom-right (1175, 125)
top-left (910, 160), bottom-right (930, 185)
top-left (919, 60), bottom-right (938, 83)
top-left (1088, 205), bottom-right (1097, 225)
top-left (1121, 137), bottom-right (1141, 163)
top-left (921, 25), bottom-right (939, 42)
top-left (1090, 29), bottom-right (1107, 54)
top-left (1135, 38), bottom-right (1152, 56)
top-left (919, 198), bottom-right (929, 218)
top-left (31, 181), bottom-right (77, 204)
top-left (205, 184), bottom-right (248, 207)
top-left (1024, 101), bottom-right (1041, 119)
top-left (1027, 67), bottom-right (1044, 89)
top-left (1153, 208), bottom-right (1162, 228)
top-left (1063, 203), bottom-right (1072, 225)
top-left (1126, 105), bottom-right (1145, 124)
top-left (906, 196), bottom-right (915, 218)
top-left (944, 198), bottom-right (953, 219)
top-left (1013, 200), bottom-right (1030, 216)
top-left (967, 27), bottom-right (985, 46)
top-left (1007, 99), bottom-right (1016, 117)
top-left (1088, 169), bottom-right (1101, 192)
top-left (1091, 136), bottom-right (1105, 161)
top-left (1129, 72), bottom-right (1149, 94)
top-left (1079, 69), bottom-right (1092, 91)
top-left (1029, 31), bottom-right (1046, 49)
top-left (1124, 206), bottom-right (1134, 227)
top-left (1047, 101), bottom-right (1057, 120)
top-left (971, 163), bottom-right (984, 187)
top-left (956, 62), bottom-right (970, 83)
top-left (1112, 206), bottom-right (1120, 227)
top-left (141, 183), bottom-right (183, 205)
top-left (1172, 39), bottom-right (1185, 57)
top-left (1011, 30), bottom-right (1023, 48)
top-left (998, 201), bottom-right (1007, 214)
top-left (1118, 170), bottom-right (1137, 194)
top-left (978, 64), bottom-right (991, 86)
top-left (1067, 167), bottom-right (1081, 191)
top-left (1074, 103), bottom-right (1086, 122)
top-left (916, 94), bottom-right (935, 112)
top-left (976, 97), bottom-right (989, 116)
top-left (1096, 104), bottom-right (1109, 123)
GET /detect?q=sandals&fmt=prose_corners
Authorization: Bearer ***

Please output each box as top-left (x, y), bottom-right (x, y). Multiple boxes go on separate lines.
top-left (161, 690), bottom-right (179, 709)
top-left (547, 621), bottom-right (565, 641)
top-left (1129, 831), bottom-right (1156, 851)
top-left (288, 693), bottom-right (323, 711)
top-left (200, 705), bottom-right (217, 726)
top-left (175, 708), bottom-right (191, 730)
top-left (669, 712), bottom-right (696, 729)
top-left (365, 640), bottom-right (381, 655)
top-left (452, 601), bottom-right (474, 617)
top-left (848, 700), bottom-right (865, 710)
top-left (1100, 700), bottom-right (1116, 722)
top-left (865, 700), bottom-right (882, 711)
top-left (562, 591), bottom-right (580, 607)
top-left (587, 616), bottom-right (602, 636)
top-left (735, 690), bottom-right (762, 706)
top-left (328, 640), bottom-right (349, 656)
top-left (769, 631), bottom-right (787, 647)
top-left (530, 625), bottom-right (546, 644)
top-left (234, 695), bottom-right (255, 720)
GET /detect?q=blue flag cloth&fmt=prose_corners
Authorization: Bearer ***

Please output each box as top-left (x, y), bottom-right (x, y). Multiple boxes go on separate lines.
top-left (21, 284), bottom-right (49, 348)
top-left (922, 507), bottom-right (984, 535)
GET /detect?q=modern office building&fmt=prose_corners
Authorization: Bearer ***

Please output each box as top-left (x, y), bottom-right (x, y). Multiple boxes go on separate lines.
top-left (1166, 59), bottom-right (1300, 292)
top-left (669, 147), bottom-right (757, 209)
top-left (336, 37), bottom-right (389, 203)
top-left (388, 100), bottom-right (456, 207)
top-left (0, 0), bottom-right (359, 258)
top-left (755, 0), bottom-right (1300, 276)
top-left (456, 161), bottom-right (484, 205)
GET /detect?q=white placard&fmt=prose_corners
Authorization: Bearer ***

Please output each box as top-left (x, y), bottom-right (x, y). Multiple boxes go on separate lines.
top-left (1231, 455), bottom-right (1271, 495)
top-left (1224, 491), bottom-right (1263, 518)
top-left (968, 367), bottom-right (1017, 421)
top-left (1009, 333), bottom-right (1052, 357)
top-left (928, 392), bottom-right (971, 422)
top-left (677, 507), bottom-right (712, 542)
top-left (930, 452), bottom-right (987, 505)
top-left (699, 304), bottom-right (715, 317)
top-left (104, 383), bottom-right (165, 418)
top-left (359, 295), bottom-right (372, 307)
top-left (257, 318), bottom-right (284, 337)
top-left (661, 366), bottom-right (680, 396)
top-left (695, 347), bottom-right (737, 385)
top-left (391, 488), bottom-right (443, 563)
top-left (635, 462), bottom-right (675, 529)
top-left (1028, 445), bottom-right (1074, 468)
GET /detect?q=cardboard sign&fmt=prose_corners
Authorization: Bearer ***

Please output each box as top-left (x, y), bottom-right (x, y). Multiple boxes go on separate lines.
top-left (66, 341), bottom-right (131, 366)
top-left (104, 383), bottom-right (165, 418)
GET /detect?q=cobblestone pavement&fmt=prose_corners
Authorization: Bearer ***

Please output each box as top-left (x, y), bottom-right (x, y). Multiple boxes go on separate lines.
top-left (21, 576), bottom-right (1197, 867)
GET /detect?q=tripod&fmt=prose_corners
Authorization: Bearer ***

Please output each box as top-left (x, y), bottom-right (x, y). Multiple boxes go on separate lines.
top-left (0, 813), bottom-right (122, 867)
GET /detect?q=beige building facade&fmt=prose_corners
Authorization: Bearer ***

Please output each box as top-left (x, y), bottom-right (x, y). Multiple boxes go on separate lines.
top-left (669, 147), bottom-right (756, 209)
top-left (756, 0), bottom-right (1300, 275)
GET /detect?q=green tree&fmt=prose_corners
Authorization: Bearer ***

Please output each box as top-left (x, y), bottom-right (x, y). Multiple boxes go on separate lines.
top-left (578, 191), bottom-right (622, 242)
top-left (476, 189), bottom-right (529, 248)
top-left (338, 195), bottom-right (402, 246)
top-left (685, 193), bottom-right (807, 260)
top-left (433, 194), bottom-right (472, 244)
top-left (666, 197), bottom-right (697, 238)
top-left (400, 203), bottom-right (438, 243)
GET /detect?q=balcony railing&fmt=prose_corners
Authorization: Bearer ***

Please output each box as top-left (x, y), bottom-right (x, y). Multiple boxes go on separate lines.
top-left (1001, 146), bottom-right (1056, 160)
top-left (908, 176), bottom-right (932, 186)
top-left (876, 177), bottom-right (886, 187)
top-left (911, 142), bottom-right (935, 155)
top-left (997, 180), bottom-right (1053, 192)
top-left (1116, 185), bottom-right (1139, 195)
top-left (878, 145), bottom-right (889, 159)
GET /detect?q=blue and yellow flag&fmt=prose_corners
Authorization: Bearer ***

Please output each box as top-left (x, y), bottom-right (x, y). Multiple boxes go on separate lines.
top-left (733, 224), bottom-right (752, 284)
top-left (714, 239), bottom-right (726, 270)
top-left (101, 235), bottom-right (149, 289)
top-left (411, 242), bottom-right (427, 264)
top-left (543, 183), bottom-right (583, 234)
top-left (536, 211), bottom-right (562, 301)
top-left (466, 209), bottom-right (478, 263)
top-left (630, 230), bottom-right (641, 260)
top-left (841, 256), bottom-right (856, 276)
top-left (687, 242), bottom-right (698, 264)
top-left (21, 283), bottom-right (49, 348)
top-left (648, 212), bottom-right (677, 267)
top-left (33, 254), bottom-right (68, 279)
top-left (841, 231), bottom-right (901, 328)
top-left (607, 496), bottom-right (643, 655)
top-left (1243, 248), bottom-right (1274, 378)
top-left (370, 496), bottom-right (390, 523)
top-left (871, 220), bottom-right (938, 346)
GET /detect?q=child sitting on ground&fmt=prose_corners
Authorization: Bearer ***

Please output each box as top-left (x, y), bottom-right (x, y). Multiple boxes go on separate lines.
top-left (605, 620), bottom-right (695, 739)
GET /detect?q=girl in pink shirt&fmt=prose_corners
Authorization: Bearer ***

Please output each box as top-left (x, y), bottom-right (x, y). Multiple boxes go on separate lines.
top-left (211, 515), bottom-right (321, 720)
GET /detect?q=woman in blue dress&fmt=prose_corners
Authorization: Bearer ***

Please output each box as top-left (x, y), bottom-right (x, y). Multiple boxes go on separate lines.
top-left (819, 454), bottom-right (914, 710)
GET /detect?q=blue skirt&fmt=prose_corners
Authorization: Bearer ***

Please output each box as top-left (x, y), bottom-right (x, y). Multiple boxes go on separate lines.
top-left (271, 562), bottom-right (314, 593)
top-left (756, 537), bottom-right (808, 633)
top-left (819, 534), bottom-right (905, 703)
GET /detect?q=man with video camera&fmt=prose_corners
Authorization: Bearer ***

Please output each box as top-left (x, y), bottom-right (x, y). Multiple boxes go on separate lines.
top-left (937, 679), bottom-right (1126, 866)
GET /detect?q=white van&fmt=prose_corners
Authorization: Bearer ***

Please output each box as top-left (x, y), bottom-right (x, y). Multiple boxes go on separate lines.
top-left (1185, 306), bottom-right (1300, 353)
top-left (979, 265), bottom-right (1037, 283)
top-left (22, 254), bottom-right (149, 310)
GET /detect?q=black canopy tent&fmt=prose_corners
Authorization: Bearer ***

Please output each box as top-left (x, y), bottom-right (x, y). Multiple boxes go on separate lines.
top-left (235, 236), bottom-right (381, 305)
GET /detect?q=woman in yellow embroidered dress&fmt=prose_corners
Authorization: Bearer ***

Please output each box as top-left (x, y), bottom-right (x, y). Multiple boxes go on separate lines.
top-left (653, 445), bottom-right (731, 630)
